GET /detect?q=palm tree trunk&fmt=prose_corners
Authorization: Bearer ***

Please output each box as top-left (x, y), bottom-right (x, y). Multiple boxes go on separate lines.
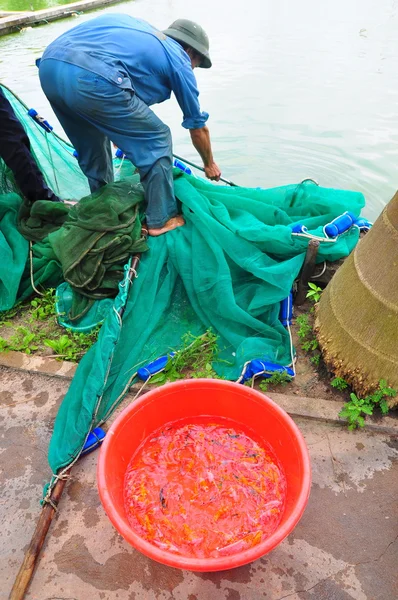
top-left (316, 191), bottom-right (398, 407)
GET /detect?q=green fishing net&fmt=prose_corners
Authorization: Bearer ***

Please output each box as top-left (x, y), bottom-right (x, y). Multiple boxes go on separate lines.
top-left (0, 84), bottom-right (365, 486)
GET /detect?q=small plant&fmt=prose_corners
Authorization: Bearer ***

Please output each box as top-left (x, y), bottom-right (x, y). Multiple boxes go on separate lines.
top-left (44, 328), bottom-right (99, 361)
top-left (259, 370), bottom-right (292, 392)
top-left (296, 314), bottom-right (312, 339)
top-left (302, 338), bottom-right (318, 352)
top-left (306, 282), bottom-right (322, 303)
top-left (295, 313), bottom-right (322, 366)
top-left (0, 290), bottom-right (99, 361)
top-left (340, 393), bottom-right (373, 429)
top-left (0, 336), bottom-right (9, 352)
top-left (310, 354), bottom-right (320, 366)
top-left (368, 379), bottom-right (397, 415)
top-left (30, 289), bottom-right (56, 321)
top-left (150, 330), bottom-right (220, 385)
top-left (331, 377), bottom-right (348, 391)
top-left (44, 335), bottom-right (73, 357)
top-left (0, 306), bottom-right (20, 326)
top-left (71, 329), bottom-right (100, 357)
top-left (339, 379), bottom-right (396, 430)
top-left (8, 326), bottom-right (41, 354)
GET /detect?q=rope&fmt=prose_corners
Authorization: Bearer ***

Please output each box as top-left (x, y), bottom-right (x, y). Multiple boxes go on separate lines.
top-left (311, 261), bottom-right (327, 279)
top-left (300, 177), bottom-right (319, 185)
top-left (29, 241), bottom-right (43, 296)
top-left (120, 267), bottom-right (138, 287)
top-left (45, 497), bottom-right (58, 511)
top-left (0, 83), bottom-right (30, 107)
top-left (235, 361), bottom-right (251, 384)
top-left (44, 251), bottom-right (145, 500)
top-left (286, 320), bottom-right (296, 376)
top-left (44, 131), bottom-right (61, 195)
top-left (292, 232), bottom-right (337, 244)
top-left (115, 154), bottom-right (125, 178)
top-left (42, 471), bottom-right (71, 508)
top-left (112, 305), bottom-right (123, 328)
top-left (0, 83), bottom-right (75, 150)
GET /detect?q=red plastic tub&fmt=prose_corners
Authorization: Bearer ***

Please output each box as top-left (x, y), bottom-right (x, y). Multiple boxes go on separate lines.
top-left (97, 379), bottom-right (311, 571)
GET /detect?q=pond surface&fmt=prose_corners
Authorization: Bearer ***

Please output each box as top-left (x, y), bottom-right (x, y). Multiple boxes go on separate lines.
top-left (2, 0), bottom-right (398, 219)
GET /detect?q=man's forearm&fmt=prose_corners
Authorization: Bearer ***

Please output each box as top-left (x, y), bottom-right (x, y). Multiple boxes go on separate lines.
top-left (189, 126), bottom-right (214, 167)
top-left (189, 126), bottom-right (221, 181)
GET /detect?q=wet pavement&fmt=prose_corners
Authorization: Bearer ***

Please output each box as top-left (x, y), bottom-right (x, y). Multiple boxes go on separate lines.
top-left (1, 365), bottom-right (397, 600)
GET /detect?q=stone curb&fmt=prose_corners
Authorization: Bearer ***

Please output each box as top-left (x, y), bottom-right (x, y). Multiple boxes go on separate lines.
top-left (0, 0), bottom-right (125, 36)
top-left (0, 350), bottom-right (397, 435)
top-left (266, 392), bottom-right (398, 436)
top-left (0, 350), bottom-right (77, 379)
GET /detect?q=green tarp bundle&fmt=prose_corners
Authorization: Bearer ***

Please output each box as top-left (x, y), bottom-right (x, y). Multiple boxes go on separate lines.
top-left (49, 178), bottom-right (148, 319)
top-left (0, 85), bottom-right (366, 489)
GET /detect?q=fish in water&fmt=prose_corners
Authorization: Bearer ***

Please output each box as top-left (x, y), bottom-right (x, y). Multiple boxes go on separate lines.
top-left (124, 419), bottom-right (286, 558)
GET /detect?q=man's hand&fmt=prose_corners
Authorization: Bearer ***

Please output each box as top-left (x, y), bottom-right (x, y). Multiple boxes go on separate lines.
top-left (204, 162), bottom-right (221, 181)
top-left (190, 126), bottom-right (221, 181)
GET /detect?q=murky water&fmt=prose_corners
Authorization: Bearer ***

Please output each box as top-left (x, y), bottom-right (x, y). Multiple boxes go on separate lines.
top-left (1, 0), bottom-right (398, 220)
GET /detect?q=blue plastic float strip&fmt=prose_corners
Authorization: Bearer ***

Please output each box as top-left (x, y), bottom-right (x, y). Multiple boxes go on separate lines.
top-left (137, 352), bottom-right (294, 385)
top-left (137, 353), bottom-right (176, 381)
top-left (280, 292), bottom-right (293, 327)
top-left (239, 361), bottom-right (295, 384)
top-left (27, 108), bottom-right (53, 133)
top-left (114, 148), bottom-right (193, 175)
top-left (81, 427), bottom-right (106, 456)
top-left (74, 145), bottom-right (193, 175)
top-left (291, 211), bottom-right (373, 240)
top-left (137, 292), bottom-right (295, 383)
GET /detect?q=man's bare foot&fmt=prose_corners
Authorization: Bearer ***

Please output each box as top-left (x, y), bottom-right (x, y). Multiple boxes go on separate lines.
top-left (148, 216), bottom-right (185, 236)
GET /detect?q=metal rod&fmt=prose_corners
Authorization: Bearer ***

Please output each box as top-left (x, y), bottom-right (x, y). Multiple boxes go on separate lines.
top-left (295, 239), bottom-right (320, 306)
top-left (173, 154), bottom-right (238, 187)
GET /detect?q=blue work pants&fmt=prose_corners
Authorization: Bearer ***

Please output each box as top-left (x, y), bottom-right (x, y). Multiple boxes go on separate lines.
top-left (39, 60), bottom-right (177, 228)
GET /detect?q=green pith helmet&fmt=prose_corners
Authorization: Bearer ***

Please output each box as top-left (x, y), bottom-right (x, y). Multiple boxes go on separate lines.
top-left (163, 19), bottom-right (212, 69)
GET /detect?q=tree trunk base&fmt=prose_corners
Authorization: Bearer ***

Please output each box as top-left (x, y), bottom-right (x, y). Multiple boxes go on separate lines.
top-left (315, 193), bottom-right (398, 408)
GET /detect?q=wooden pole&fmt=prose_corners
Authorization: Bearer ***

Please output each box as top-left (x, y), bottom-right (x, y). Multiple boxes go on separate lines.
top-left (9, 246), bottom-right (145, 600)
top-left (295, 239), bottom-right (320, 305)
top-left (9, 475), bottom-right (68, 600)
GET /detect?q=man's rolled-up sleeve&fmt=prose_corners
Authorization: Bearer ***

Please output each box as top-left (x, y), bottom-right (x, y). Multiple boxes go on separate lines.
top-left (170, 64), bottom-right (209, 129)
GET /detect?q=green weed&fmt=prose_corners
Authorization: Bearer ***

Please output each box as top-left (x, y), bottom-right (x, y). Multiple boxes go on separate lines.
top-left (30, 289), bottom-right (56, 321)
top-left (296, 314), bottom-right (312, 339)
top-left (0, 306), bottom-right (20, 326)
top-left (339, 379), bottom-right (396, 430)
top-left (44, 335), bottom-right (73, 358)
top-left (310, 354), bottom-right (320, 366)
top-left (0, 290), bottom-right (99, 361)
top-left (331, 377), bottom-right (348, 391)
top-left (150, 330), bottom-right (220, 385)
top-left (296, 312), bottom-right (322, 367)
top-left (0, 336), bottom-right (9, 351)
top-left (259, 370), bottom-right (292, 392)
top-left (302, 338), bottom-right (319, 352)
top-left (7, 326), bottom-right (41, 354)
top-left (306, 282), bottom-right (322, 303)
top-left (44, 329), bottom-right (99, 361)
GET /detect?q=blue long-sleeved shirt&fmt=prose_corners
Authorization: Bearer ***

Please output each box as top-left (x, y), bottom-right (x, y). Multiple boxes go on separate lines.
top-left (41, 14), bottom-right (209, 129)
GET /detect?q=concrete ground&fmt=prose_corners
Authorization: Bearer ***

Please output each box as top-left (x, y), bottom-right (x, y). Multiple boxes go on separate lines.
top-left (1, 365), bottom-right (397, 600)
